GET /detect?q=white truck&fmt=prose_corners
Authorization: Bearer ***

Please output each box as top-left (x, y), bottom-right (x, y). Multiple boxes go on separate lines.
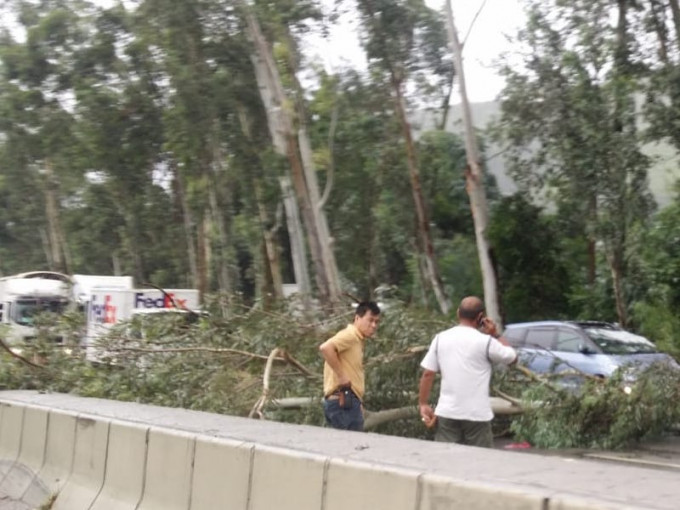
top-left (0, 271), bottom-right (72, 345)
top-left (84, 287), bottom-right (201, 358)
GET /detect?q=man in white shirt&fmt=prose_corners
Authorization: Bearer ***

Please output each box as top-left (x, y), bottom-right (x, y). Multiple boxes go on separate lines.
top-left (418, 296), bottom-right (517, 447)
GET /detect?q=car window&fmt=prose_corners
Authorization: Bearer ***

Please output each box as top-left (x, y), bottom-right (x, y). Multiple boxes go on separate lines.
top-left (524, 328), bottom-right (555, 349)
top-left (555, 328), bottom-right (583, 353)
top-left (503, 327), bottom-right (526, 347)
top-left (584, 328), bottom-right (658, 354)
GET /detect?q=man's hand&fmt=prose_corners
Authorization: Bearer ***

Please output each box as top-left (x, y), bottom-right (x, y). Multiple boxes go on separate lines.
top-left (479, 317), bottom-right (499, 338)
top-left (419, 404), bottom-right (437, 429)
top-left (319, 341), bottom-right (350, 388)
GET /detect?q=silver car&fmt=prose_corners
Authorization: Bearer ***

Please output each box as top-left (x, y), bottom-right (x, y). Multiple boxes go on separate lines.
top-left (504, 321), bottom-right (678, 386)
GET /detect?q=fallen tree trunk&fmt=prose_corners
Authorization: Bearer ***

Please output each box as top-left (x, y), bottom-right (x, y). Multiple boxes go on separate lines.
top-left (268, 397), bottom-right (526, 427)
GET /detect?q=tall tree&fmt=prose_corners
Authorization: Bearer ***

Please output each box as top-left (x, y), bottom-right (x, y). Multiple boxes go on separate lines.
top-left (238, 0), bottom-right (340, 305)
top-left (495, 0), bottom-right (654, 325)
top-left (0, 0), bottom-right (97, 274)
top-left (354, 0), bottom-right (454, 314)
top-left (444, 1), bottom-right (502, 325)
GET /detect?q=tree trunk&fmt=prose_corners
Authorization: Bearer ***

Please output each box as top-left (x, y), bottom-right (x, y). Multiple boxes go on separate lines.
top-left (445, 1), bottom-right (502, 326)
top-left (285, 31), bottom-right (341, 303)
top-left (609, 252), bottom-right (628, 327)
top-left (197, 212), bottom-right (208, 299)
top-left (240, 0), bottom-right (332, 304)
top-left (392, 78), bottom-right (451, 315)
top-left (236, 104), bottom-right (284, 299)
top-left (255, 181), bottom-right (284, 299)
top-left (588, 194), bottom-right (597, 286)
top-left (173, 161), bottom-right (199, 289)
top-left (669, 0), bottom-right (680, 52)
top-left (280, 176), bottom-right (311, 298)
top-left (298, 125), bottom-right (341, 301)
top-left (649, 0), bottom-right (670, 64)
top-left (208, 124), bottom-right (232, 295)
top-left (608, 0), bottom-right (630, 327)
top-left (356, 0), bottom-right (450, 315)
top-left (43, 159), bottom-right (68, 274)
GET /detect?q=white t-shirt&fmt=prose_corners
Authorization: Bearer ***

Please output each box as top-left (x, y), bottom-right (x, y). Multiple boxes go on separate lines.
top-left (420, 325), bottom-right (517, 422)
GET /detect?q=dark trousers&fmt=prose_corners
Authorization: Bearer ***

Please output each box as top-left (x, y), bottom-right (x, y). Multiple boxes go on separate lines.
top-left (435, 416), bottom-right (493, 448)
top-left (323, 391), bottom-right (363, 431)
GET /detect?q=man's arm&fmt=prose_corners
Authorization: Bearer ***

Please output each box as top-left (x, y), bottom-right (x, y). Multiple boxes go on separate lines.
top-left (319, 340), bottom-right (351, 388)
top-left (480, 319), bottom-right (518, 364)
top-left (418, 369), bottom-right (437, 427)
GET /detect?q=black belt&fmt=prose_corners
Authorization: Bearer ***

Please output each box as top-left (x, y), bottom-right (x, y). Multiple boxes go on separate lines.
top-left (325, 388), bottom-right (359, 400)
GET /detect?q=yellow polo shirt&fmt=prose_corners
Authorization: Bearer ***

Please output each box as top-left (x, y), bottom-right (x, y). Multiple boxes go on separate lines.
top-left (322, 324), bottom-right (366, 400)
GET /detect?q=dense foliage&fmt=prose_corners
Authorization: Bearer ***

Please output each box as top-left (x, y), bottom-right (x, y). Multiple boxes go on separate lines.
top-left (2, 305), bottom-right (680, 450)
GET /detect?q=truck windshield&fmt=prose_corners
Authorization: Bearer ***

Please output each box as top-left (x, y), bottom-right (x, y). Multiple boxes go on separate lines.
top-left (13, 299), bottom-right (68, 326)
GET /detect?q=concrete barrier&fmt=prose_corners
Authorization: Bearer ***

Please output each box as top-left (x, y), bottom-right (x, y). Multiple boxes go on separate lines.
top-left (325, 458), bottom-right (419, 510)
top-left (189, 437), bottom-right (253, 510)
top-left (88, 420), bottom-right (149, 510)
top-left (0, 391), bottom-right (676, 510)
top-left (136, 427), bottom-right (195, 510)
top-left (36, 410), bottom-right (77, 495)
top-left (0, 405), bottom-right (50, 507)
top-left (52, 416), bottom-right (110, 510)
top-left (0, 402), bottom-right (23, 480)
top-left (249, 445), bottom-right (326, 510)
top-left (419, 473), bottom-right (546, 510)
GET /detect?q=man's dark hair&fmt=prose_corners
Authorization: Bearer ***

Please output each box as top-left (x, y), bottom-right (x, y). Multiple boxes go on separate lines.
top-left (355, 301), bottom-right (380, 317)
top-left (458, 297), bottom-right (485, 320)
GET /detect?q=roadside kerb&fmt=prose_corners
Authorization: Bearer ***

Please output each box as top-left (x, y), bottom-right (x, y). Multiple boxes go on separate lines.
top-left (52, 415), bottom-right (111, 510)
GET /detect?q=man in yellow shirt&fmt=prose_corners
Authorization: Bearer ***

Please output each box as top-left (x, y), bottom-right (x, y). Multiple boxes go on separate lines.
top-left (319, 301), bottom-right (381, 431)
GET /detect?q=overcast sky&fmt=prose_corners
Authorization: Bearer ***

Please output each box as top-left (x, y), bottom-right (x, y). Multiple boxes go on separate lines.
top-left (1, 0), bottom-right (527, 103)
top-left (310, 0), bottom-right (526, 103)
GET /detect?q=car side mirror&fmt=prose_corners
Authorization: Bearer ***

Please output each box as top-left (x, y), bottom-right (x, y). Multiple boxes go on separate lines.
top-left (578, 344), bottom-right (594, 355)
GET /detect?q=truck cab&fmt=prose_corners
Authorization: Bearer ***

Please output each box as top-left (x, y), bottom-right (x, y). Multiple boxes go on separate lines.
top-left (0, 271), bottom-right (72, 345)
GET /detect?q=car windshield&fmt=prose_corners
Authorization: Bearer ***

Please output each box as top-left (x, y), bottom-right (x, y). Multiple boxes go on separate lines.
top-left (584, 328), bottom-right (658, 354)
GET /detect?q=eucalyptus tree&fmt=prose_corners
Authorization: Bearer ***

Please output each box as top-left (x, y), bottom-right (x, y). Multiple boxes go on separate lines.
top-left (0, 0), bottom-right (98, 274)
top-left (444, 0), bottom-right (501, 325)
top-left (237, 0), bottom-right (341, 307)
top-left (352, 0), bottom-right (454, 314)
top-left (69, 3), bottom-right (180, 283)
top-left (306, 70), bottom-right (415, 300)
top-left (494, 0), bottom-right (655, 325)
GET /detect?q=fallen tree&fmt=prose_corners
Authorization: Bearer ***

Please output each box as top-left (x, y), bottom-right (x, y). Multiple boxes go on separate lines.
top-left (1, 300), bottom-right (678, 449)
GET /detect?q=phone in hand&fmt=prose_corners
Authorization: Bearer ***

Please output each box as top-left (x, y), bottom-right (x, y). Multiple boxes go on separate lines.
top-left (477, 315), bottom-right (486, 329)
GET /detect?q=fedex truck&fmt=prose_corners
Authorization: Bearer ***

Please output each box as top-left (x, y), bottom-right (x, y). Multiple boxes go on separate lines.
top-left (0, 271), bottom-right (72, 345)
top-left (85, 287), bottom-right (201, 357)
top-left (71, 274), bottom-right (134, 309)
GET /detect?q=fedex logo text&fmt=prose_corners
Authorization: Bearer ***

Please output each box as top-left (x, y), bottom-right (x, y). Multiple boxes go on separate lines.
top-left (135, 292), bottom-right (187, 309)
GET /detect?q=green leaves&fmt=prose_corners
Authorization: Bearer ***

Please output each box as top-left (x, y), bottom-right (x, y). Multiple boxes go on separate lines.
top-left (510, 364), bottom-right (680, 449)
